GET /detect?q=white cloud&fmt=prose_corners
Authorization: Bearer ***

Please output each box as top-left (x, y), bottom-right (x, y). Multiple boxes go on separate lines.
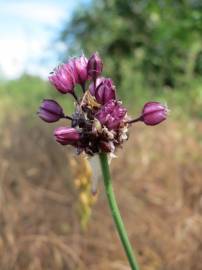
top-left (0, 38), bottom-right (27, 78)
top-left (0, 1), bottom-right (77, 79)
top-left (0, 2), bottom-right (67, 25)
top-left (0, 35), bottom-right (51, 78)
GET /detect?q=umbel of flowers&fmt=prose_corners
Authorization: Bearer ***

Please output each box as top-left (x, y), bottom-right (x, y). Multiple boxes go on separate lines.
top-left (38, 52), bottom-right (168, 156)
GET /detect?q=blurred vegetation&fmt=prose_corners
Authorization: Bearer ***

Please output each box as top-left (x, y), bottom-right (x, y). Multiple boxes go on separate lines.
top-left (0, 75), bottom-right (50, 115)
top-left (59, 0), bottom-right (202, 117)
top-left (1, 0), bottom-right (202, 120)
top-left (0, 74), bottom-right (74, 120)
top-left (61, 0), bottom-right (202, 87)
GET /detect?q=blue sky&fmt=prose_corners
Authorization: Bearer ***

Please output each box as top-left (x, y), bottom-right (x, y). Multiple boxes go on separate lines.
top-left (0, 0), bottom-right (88, 79)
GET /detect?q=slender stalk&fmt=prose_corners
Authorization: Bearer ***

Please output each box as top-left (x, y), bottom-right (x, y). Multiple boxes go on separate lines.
top-left (81, 82), bottom-right (86, 93)
top-left (99, 153), bottom-right (140, 270)
top-left (127, 116), bottom-right (142, 124)
top-left (64, 115), bottom-right (73, 120)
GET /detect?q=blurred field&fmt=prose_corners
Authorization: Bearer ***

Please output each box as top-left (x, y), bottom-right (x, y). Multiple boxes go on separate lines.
top-left (1, 1), bottom-right (202, 269)
top-left (0, 114), bottom-right (202, 270)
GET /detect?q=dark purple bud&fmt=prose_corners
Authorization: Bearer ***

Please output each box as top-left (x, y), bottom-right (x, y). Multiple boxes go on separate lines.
top-left (54, 127), bottom-right (80, 145)
top-left (38, 99), bottom-right (64, 123)
top-left (141, 102), bottom-right (168, 126)
top-left (89, 77), bottom-right (116, 104)
top-left (87, 52), bottom-right (103, 81)
top-left (96, 100), bottom-right (127, 130)
top-left (49, 63), bottom-right (75, 94)
top-left (69, 55), bottom-right (88, 87)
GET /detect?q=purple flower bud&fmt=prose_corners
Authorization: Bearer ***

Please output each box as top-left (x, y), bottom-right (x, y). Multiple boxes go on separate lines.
top-left (54, 127), bottom-right (80, 145)
top-left (89, 77), bottom-right (116, 104)
top-left (37, 99), bottom-right (64, 123)
top-left (49, 64), bottom-right (75, 94)
top-left (96, 100), bottom-right (127, 130)
top-left (141, 102), bottom-right (168, 126)
top-left (69, 55), bottom-right (88, 86)
top-left (87, 52), bottom-right (103, 81)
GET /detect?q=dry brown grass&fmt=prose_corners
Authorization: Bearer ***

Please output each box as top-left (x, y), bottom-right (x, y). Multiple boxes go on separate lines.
top-left (0, 116), bottom-right (202, 270)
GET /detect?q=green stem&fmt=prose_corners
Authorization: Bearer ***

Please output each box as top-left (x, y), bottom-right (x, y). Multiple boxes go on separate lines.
top-left (99, 153), bottom-right (140, 270)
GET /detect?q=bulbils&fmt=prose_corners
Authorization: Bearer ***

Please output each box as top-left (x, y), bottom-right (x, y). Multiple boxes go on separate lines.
top-left (96, 100), bottom-right (127, 130)
top-left (54, 127), bottom-right (80, 145)
top-left (141, 102), bottom-right (168, 126)
top-left (49, 64), bottom-right (75, 94)
top-left (37, 99), bottom-right (64, 123)
top-left (87, 52), bottom-right (103, 81)
top-left (89, 77), bottom-right (116, 104)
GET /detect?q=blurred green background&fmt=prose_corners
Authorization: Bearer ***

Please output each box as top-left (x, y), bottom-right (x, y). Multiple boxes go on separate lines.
top-left (1, 1), bottom-right (202, 270)
top-left (1, 0), bottom-right (202, 118)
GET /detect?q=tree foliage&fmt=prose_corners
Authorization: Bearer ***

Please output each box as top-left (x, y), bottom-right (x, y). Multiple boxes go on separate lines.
top-left (60, 0), bottom-right (202, 91)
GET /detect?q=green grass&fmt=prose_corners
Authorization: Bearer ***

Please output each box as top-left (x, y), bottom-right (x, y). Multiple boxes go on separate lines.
top-left (0, 74), bottom-right (74, 120)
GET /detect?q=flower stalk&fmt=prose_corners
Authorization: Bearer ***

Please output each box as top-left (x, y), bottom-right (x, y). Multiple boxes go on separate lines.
top-left (99, 153), bottom-right (140, 270)
top-left (38, 51), bottom-right (169, 269)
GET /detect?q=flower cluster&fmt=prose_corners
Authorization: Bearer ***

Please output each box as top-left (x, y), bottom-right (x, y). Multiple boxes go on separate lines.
top-left (38, 52), bottom-right (168, 156)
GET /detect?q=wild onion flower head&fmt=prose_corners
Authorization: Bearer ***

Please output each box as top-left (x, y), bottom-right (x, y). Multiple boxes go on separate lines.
top-left (38, 52), bottom-right (168, 156)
